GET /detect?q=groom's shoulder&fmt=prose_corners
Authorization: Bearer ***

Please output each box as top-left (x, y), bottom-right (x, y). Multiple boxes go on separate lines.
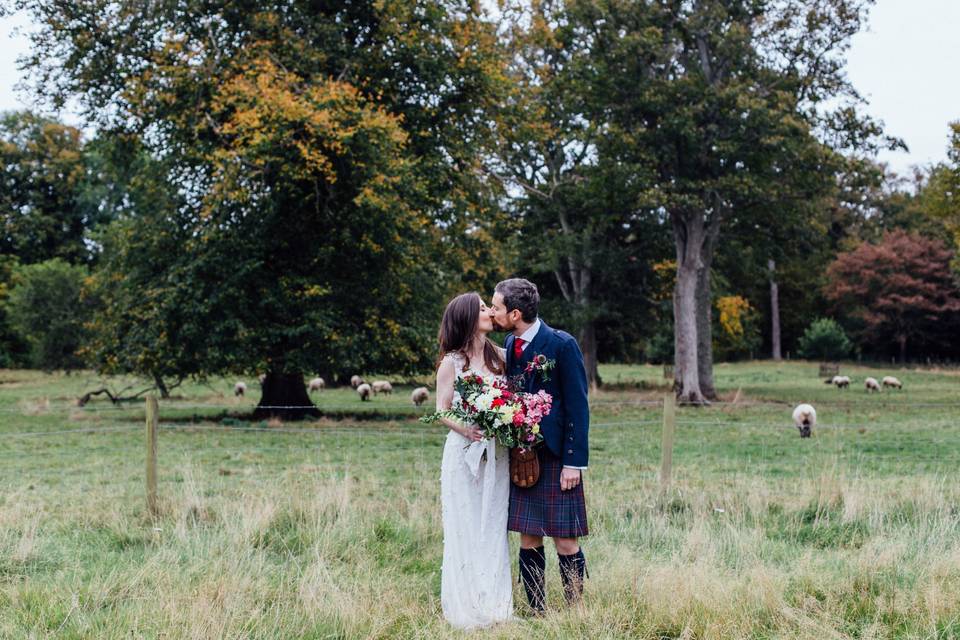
top-left (548, 326), bottom-right (577, 348)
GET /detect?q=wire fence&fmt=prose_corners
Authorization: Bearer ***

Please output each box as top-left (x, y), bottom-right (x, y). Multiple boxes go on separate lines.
top-left (3, 393), bottom-right (960, 506)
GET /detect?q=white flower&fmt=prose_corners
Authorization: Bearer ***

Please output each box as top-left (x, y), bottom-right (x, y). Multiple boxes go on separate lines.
top-left (497, 405), bottom-right (516, 423)
top-left (474, 391), bottom-right (494, 411)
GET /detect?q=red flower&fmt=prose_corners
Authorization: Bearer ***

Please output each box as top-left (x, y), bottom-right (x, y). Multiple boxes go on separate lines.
top-left (491, 398), bottom-right (505, 408)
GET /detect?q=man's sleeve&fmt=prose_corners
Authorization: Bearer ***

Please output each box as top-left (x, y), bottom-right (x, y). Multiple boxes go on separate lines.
top-left (559, 338), bottom-right (589, 468)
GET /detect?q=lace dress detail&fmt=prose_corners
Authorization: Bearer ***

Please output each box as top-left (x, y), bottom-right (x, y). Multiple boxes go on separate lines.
top-left (439, 352), bottom-right (513, 629)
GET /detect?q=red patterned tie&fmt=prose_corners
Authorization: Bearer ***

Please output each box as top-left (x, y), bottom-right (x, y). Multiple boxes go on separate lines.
top-left (513, 338), bottom-right (525, 361)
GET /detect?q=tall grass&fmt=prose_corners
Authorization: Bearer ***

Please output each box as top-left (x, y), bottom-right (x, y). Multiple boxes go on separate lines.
top-left (1, 362), bottom-right (959, 638)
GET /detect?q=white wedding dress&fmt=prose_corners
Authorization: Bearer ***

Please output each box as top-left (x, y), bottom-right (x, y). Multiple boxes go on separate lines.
top-left (440, 352), bottom-right (513, 629)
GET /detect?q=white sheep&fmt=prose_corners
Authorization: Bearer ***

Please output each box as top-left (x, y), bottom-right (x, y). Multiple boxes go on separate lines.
top-left (234, 381), bottom-right (247, 397)
top-left (372, 380), bottom-right (393, 395)
top-left (865, 377), bottom-right (881, 393)
top-left (792, 403), bottom-right (817, 438)
top-left (882, 376), bottom-right (903, 389)
top-left (411, 387), bottom-right (430, 407)
top-left (308, 377), bottom-right (325, 392)
top-left (357, 383), bottom-right (372, 401)
top-left (350, 375), bottom-right (364, 389)
top-left (825, 375), bottom-right (850, 389)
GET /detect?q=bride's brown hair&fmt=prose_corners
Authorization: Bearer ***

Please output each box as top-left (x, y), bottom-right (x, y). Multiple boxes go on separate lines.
top-left (437, 292), bottom-right (505, 374)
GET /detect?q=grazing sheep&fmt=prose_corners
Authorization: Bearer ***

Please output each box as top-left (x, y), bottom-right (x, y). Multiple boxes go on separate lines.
top-left (234, 381), bottom-right (247, 397)
top-left (350, 375), bottom-right (364, 388)
top-left (825, 375), bottom-right (850, 389)
top-left (411, 387), bottom-right (430, 407)
top-left (372, 380), bottom-right (393, 395)
top-left (882, 376), bottom-right (903, 389)
top-left (308, 377), bottom-right (325, 392)
top-left (792, 403), bottom-right (817, 438)
top-left (357, 383), bottom-right (372, 401)
top-left (865, 377), bottom-right (881, 393)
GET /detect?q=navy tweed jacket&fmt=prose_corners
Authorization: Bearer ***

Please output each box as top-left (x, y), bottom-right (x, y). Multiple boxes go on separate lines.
top-left (504, 320), bottom-right (589, 467)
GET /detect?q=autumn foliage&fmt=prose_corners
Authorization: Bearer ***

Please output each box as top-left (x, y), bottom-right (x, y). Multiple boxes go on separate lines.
top-left (824, 230), bottom-right (960, 361)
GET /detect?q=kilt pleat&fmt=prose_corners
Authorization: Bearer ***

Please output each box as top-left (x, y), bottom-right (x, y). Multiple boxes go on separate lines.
top-left (507, 446), bottom-right (588, 538)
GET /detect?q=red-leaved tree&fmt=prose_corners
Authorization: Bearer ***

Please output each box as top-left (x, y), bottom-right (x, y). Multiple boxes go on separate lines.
top-left (825, 230), bottom-right (960, 362)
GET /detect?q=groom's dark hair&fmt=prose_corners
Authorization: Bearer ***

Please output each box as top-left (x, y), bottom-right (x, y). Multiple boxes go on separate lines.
top-left (495, 278), bottom-right (539, 323)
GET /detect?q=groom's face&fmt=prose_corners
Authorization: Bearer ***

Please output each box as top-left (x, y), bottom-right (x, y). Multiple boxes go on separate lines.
top-left (489, 292), bottom-right (517, 332)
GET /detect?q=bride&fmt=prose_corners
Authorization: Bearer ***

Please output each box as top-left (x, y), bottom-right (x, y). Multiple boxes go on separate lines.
top-left (434, 292), bottom-right (513, 629)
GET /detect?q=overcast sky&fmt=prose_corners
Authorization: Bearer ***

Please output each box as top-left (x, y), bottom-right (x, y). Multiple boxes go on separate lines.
top-left (2, 1), bottom-right (958, 178)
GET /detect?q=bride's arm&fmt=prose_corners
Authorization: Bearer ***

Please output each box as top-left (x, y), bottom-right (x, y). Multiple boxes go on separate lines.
top-left (436, 357), bottom-right (483, 441)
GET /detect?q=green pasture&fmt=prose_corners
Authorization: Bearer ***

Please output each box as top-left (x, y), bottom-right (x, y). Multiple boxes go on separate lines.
top-left (1, 362), bottom-right (959, 638)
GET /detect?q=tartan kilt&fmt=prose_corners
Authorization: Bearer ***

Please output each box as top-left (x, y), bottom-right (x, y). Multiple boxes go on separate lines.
top-left (507, 446), bottom-right (588, 538)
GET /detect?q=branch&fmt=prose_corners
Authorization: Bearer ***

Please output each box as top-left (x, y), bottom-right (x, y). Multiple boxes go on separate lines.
top-left (77, 383), bottom-right (163, 406)
top-left (481, 165), bottom-right (552, 200)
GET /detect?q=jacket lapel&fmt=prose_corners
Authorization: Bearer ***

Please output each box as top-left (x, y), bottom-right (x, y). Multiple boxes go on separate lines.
top-left (520, 320), bottom-right (550, 391)
top-left (522, 320), bottom-right (550, 364)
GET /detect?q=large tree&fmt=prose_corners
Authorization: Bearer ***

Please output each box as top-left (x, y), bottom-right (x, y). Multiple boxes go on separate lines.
top-left (492, 0), bottom-right (667, 389)
top-left (825, 230), bottom-right (960, 362)
top-left (568, 0), bottom-right (897, 402)
top-left (18, 1), bottom-right (509, 416)
top-left (0, 111), bottom-right (101, 265)
top-left (922, 123), bottom-right (960, 261)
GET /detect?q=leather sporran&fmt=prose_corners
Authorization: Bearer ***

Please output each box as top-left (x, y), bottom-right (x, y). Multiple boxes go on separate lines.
top-left (510, 447), bottom-right (540, 488)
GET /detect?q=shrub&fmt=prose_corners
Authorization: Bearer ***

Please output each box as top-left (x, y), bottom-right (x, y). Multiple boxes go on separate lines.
top-left (4, 259), bottom-right (92, 370)
top-left (798, 318), bottom-right (852, 361)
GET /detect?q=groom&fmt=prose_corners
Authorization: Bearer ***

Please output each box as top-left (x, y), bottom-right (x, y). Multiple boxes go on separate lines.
top-left (490, 278), bottom-right (589, 612)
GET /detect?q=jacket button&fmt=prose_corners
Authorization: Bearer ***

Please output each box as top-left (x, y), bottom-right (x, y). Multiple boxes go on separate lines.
top-left (567, 449), bottom-right (573, 454)
top-left (569, 435), bottom-right (574, 441)
top-left (569, 422), bottom-right (573, 428)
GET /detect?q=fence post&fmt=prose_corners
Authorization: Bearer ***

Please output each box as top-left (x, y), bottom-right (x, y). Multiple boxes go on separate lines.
top-left (659, 393), bottom-right (675, 493)
top-left (146, 395), bottom-right (159, 516)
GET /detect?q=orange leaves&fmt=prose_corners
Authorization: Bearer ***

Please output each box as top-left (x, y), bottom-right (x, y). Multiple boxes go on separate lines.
top-left (716, 295), bottom-right (752, 339)
top-left (204, 51), bottom-right (411, 212)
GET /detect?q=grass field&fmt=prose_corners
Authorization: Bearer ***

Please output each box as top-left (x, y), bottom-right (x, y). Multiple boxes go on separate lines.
top-left (2, 361), bottom-right (960, 638)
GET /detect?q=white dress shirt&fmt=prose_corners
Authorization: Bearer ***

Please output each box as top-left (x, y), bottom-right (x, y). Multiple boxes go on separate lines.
top-left (514, 318), bottom-right (586, 472)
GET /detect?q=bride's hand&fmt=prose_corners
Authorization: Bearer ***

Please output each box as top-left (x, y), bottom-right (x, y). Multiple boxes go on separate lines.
top-left (461, 426), bottom-right (484, 442)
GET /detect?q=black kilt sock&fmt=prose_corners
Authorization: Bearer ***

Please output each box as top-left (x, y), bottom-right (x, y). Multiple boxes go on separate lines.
top-left (519, 546), bottom-right (546, 612)
top-left (558, 549), bottom-right (586, 603)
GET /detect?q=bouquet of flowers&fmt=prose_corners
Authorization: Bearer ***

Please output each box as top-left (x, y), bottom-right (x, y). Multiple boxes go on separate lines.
top-left (420, 374), bottom-right (552, 451)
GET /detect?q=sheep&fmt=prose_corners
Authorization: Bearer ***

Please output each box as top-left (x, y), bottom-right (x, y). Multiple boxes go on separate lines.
top-left (825, 375), bottom-right (850, 389)
top-left (792, 403), bottom-right (817, 438)
top-left (865, 377), bottom-right (881, 393)
top-left (372, 380), bottom-right (393, 395)
top-left (234, 381), bottom-right (247, 397)
top-left (357, 383), bottom-right (372, 401)
top-left (882, 376), bottom-right (903, 389)
top-left (350, 375), bottom-right (364, 389)
top-left (307, 377), bottom-right (325, 392)
top-left (411, 387), bottom-right (430, 407)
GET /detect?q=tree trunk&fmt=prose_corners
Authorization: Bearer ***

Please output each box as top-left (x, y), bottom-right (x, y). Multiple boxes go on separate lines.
top-left (769, 259), bottom-right (781, 361)
top-left (551, 215), bottom-right (598, 390)
top-left (579, 319), bottom-right (600, 393)
top-left (695, 264), bottom-right (717, 400)
top-left (672, 211), bottom-right (707, 404)
top-left (153, 374), bottom-right (170, 399)
top-left (898, 335), bottom-right (907, 363)
top-left (254, 371), bottom-right (319, 420)
top-left (674, 262), bottom-right (705, 403)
